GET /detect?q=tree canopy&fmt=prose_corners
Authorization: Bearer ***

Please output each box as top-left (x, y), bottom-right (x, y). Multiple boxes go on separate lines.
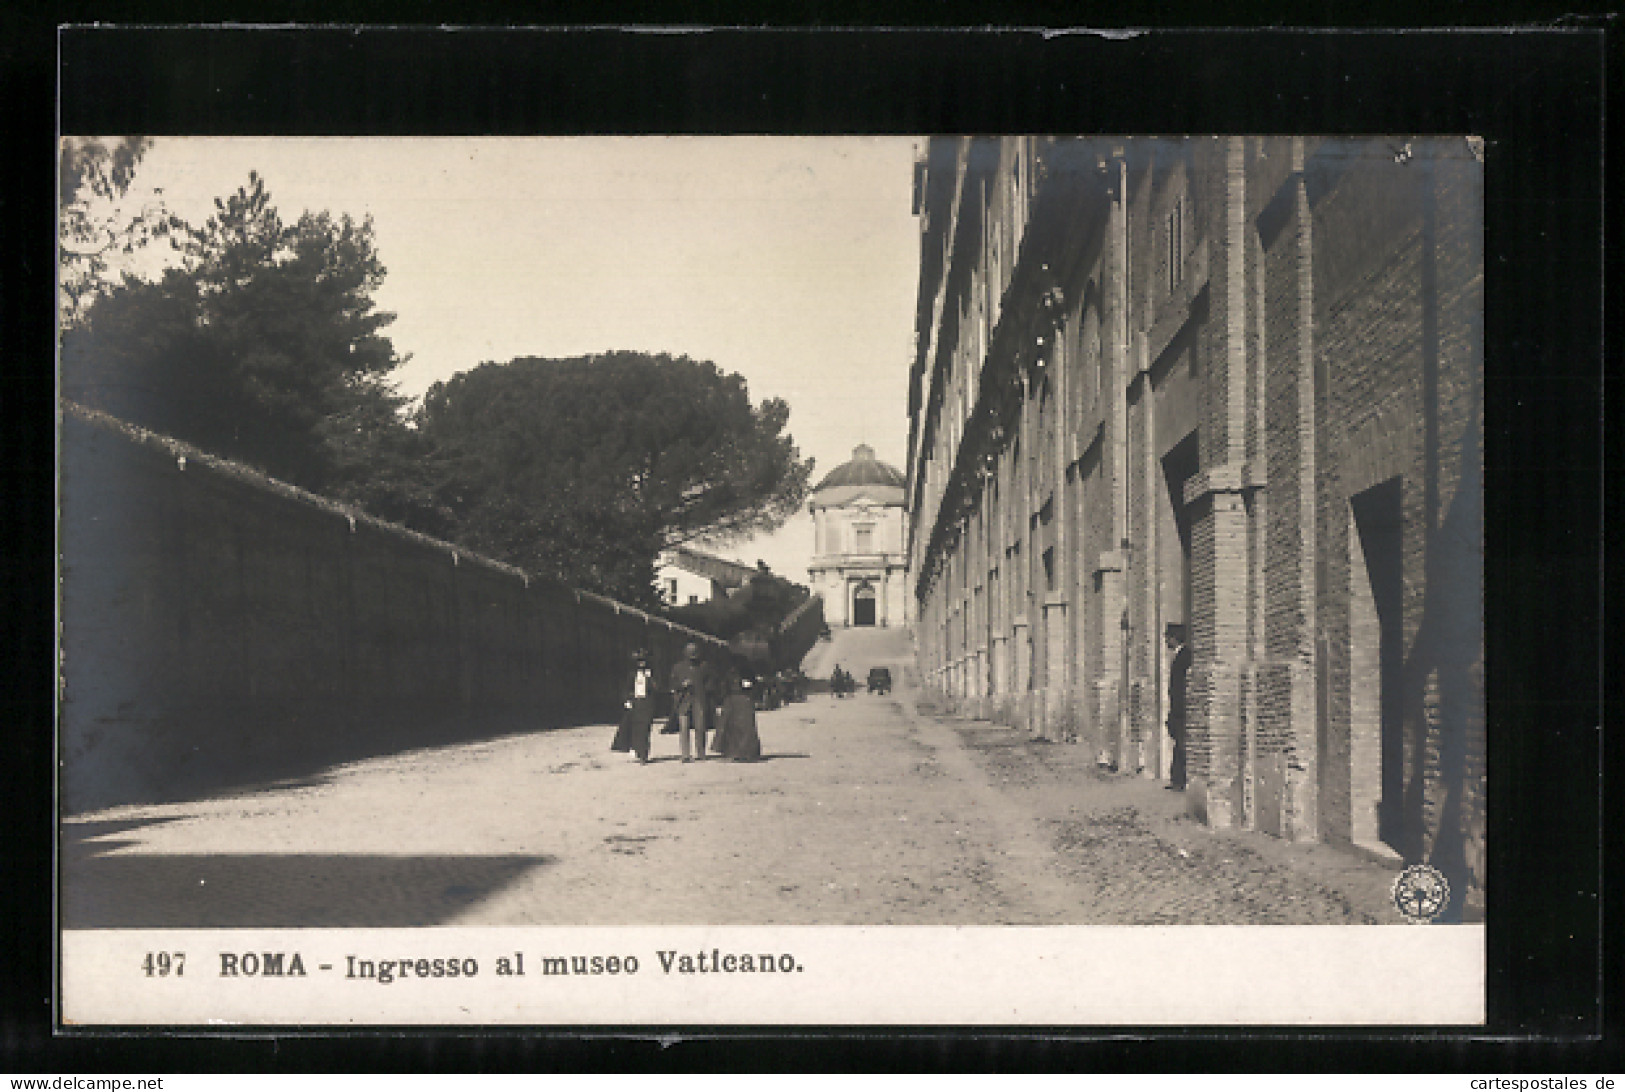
top-left (60, 171), bottom-right (431, 515)
top-left (58, 136), bottom-right (184, 327)
top-left (417, 353), bottom-right (814, 605)
top-left (60, 163), bottom-right (811, 609)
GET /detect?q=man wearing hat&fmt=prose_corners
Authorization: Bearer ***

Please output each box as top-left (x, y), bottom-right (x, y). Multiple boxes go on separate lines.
top-left (669, 642), bottom-right (713, 763)
top-left (1165, 624), bottom-right (1191, 791)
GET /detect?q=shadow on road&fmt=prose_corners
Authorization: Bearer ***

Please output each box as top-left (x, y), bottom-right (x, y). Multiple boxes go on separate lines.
top-left (616, 752), bottom-right (810, 765)
top-left (61, 708), bottom-right (595, 815)
top-left (60, 815), bottom-right (189, 843)
top-left (61, 852), bottom-right (552, 929)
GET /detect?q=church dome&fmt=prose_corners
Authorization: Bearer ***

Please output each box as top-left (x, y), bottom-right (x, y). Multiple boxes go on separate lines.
top-left (814, 444), bottom-right (906, 491)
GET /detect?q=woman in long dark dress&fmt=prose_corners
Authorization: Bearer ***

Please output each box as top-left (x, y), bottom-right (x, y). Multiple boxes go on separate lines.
top-left (711, 669), bottom-right (762, 762)
top-left (610, 650), bottom-right (657, 763)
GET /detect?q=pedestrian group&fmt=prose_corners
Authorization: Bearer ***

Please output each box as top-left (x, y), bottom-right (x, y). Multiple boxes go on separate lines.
top-left (610, 642), bottom-right (762, 765)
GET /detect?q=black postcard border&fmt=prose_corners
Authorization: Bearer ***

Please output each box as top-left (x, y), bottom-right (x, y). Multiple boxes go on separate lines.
top-left (6, 16), bottom-right (1612, 1073)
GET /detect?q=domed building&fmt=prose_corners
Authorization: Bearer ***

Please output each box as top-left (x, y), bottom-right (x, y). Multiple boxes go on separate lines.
top-left (806, 444), bottom-right (910, 628)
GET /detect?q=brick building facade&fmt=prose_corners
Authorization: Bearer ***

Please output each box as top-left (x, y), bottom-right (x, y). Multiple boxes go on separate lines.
top-left (905, 137), bottom-right (1483, 913)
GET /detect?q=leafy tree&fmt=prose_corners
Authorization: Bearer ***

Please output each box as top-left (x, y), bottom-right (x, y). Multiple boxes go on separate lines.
top-left (668, 564), bottom-right (810, 641)
top-left (58, 136), bottom-right (184, 328)
top-left (61, 172), bottom-right (424, 507)
top-left (417, 353), bottom-right (814, 606)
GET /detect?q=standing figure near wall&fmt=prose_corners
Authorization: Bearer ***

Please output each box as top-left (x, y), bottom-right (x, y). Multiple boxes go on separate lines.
top-left (1165, 625), bottom-right (1191, 791)
top-left (610, 649), bottom-right (657, 764)
top-left (669, 642), bottom-right (712, 763)
top-left (712, 668), bottom-right (763, 762)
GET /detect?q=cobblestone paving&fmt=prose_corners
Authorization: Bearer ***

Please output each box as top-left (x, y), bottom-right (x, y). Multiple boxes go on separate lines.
top-left (953, 726), bottom-right (1400, 925)
top-left (61, 630), bottom-right (1403, 929)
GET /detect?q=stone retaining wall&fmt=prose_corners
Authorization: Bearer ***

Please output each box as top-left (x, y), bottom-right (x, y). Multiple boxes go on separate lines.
top-left (59, 404), bottom-right (724, 811)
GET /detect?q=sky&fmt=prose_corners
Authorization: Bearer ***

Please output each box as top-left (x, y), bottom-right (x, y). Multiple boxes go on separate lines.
top-left (100, 136), bottom-right (923, 582)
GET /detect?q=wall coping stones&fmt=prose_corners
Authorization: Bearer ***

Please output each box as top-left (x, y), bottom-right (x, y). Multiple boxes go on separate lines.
top-left (61, 400), bottom-right (724, 649)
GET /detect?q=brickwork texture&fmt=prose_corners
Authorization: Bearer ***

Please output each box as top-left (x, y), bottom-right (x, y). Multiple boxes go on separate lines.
top-left (906, 136), bottom-right (1484, 916)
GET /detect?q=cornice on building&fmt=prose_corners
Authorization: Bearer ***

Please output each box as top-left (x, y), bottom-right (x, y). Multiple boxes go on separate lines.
top-left (908, 137), bottom-right (1117, 603)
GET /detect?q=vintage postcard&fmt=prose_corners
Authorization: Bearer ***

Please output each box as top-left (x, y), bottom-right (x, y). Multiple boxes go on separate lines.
top-left (57, 129), bottom-right (1485, 1027)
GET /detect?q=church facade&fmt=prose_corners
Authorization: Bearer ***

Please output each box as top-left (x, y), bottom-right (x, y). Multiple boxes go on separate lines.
top-left (806, 444), bottom-right (910, 628)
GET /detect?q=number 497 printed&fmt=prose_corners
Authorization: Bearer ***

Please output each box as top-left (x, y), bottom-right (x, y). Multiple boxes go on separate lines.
top-left (142, 951), bottom-right (185, 976)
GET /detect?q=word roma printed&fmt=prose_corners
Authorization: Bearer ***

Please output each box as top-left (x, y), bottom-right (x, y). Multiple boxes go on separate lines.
top-left (219, 952), bottom-right (308, 977)
top-left (220, 952), bottom-right (482, 982)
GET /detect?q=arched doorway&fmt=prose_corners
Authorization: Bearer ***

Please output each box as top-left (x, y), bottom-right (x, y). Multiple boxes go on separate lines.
top-left (852, 581), bottom-right (877, 627)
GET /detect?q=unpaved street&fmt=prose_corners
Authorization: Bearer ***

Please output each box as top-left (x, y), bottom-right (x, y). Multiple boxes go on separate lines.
top-left (62, 628), bottom-right (1402, 930)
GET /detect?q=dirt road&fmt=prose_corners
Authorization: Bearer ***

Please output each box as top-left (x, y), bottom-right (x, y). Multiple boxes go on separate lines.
top-left (61, 627), bottom-right (1401, 929)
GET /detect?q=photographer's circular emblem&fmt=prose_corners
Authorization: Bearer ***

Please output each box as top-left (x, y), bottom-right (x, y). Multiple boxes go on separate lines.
top-left (1391, 864), bottom-right (1451, 923)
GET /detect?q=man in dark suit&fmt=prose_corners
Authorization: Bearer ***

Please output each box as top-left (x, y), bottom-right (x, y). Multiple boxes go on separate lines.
top-left (1166, 624), bottom-right (1191, 791)
top-left (669, 642), bottom-right (712, 763)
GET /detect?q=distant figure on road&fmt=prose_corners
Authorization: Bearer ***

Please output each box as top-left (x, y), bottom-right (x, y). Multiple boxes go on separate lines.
top-left (670, 642), bottom-right (712, 763)
top-left (830, 664), bottom-right (849, 698)
top-left (1166, 624), bottom-right (1191, 791)
top-left (610, 649), bottom-right (657, 764)
top-left (712, 667), bottom-right (763, 762)
top-left (755, 672), bottom-right (781, 711)
top-left (781, 669), bottom-right (806, 703)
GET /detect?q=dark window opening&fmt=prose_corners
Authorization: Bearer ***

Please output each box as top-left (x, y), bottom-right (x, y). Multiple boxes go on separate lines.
top-left (1351, 476), bottom-right (1405, 852)
top-left (1161, 430), bottom-right (1200, 633)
